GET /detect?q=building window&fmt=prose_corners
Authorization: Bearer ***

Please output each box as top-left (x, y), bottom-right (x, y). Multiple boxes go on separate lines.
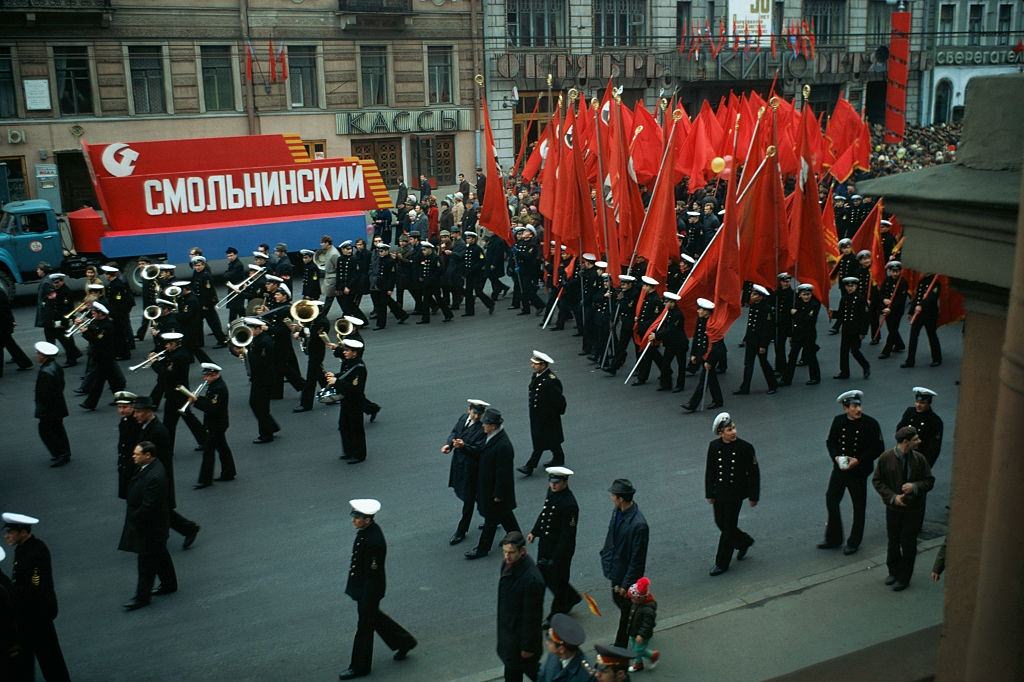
top-left (676, 2), bottom-right (691, 42)
top-left (996, 4), bottom-right (1012, 45)
top-left (866, 0), bottom-right (892, 44)
top-left (413, 134), bottom-right (456, 186)
top-left (128, 46), bottom-right (166, 115)
top-left (427, 46), bottom-right (453, 105)
top-left (706, 0), bottom-right (716, 23)
top-left (0, 48), bottom-right (15, 118)
top-left (938, 4), bottom-right (956, 44)
top-left (803, 1), bottom-right (846, 46)
top-left (594, 0), bottom-right (647, 47)
top-left (201, 45), bottom-right (234, 112)
top-left (0, 157), bottom-right (27, 201)
top-left (288, 45), bottom-right (319, 109)
top-left (506, 0), bottom-right (566, 48)
top-left (54, 46), bottom-right (93, 116)
top-left (773, 1), bottom-right (784, 37)
top-left (302, 139), bottom-right (326, 160)
top-left (967, 4), bottom-right (984, 44)
top-left (933, 79), bottom-right (952, 124)
top-left (360, 45), bottom-right (388, 107)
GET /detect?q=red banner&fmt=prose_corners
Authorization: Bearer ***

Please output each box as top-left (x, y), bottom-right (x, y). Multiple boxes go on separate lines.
top-left (81, 134), bottom-right (391, 232)
top-left (884, 11), bottom-right (911, 143)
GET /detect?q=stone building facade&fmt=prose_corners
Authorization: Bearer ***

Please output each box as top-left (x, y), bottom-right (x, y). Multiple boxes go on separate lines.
top-left (0, 0), bottom-right (485, 207)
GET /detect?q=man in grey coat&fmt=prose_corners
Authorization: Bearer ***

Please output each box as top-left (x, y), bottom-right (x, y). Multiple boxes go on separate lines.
top-left (599, 479), bottom-right (649, 648)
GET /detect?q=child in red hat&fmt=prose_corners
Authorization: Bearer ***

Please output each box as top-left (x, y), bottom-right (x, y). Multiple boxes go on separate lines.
top-left (626, 576), bottom-right (659, 672)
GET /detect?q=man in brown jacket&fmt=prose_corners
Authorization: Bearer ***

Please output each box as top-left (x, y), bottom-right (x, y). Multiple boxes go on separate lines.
top-left (872, 426), bottom-right (935, 591)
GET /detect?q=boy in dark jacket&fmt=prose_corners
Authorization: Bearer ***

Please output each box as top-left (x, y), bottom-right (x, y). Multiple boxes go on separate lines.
top-left (626, 576), bottom-right (659, 672)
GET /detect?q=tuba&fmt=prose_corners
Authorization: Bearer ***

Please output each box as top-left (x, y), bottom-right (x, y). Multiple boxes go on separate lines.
top-left (143, 305), bottom-right (162, 321)
top-left (289, 300), bottom-right (319, 325)
top-left (229, 321), bottom-right (253, 360)
top-left (163, 285), bottom-right (182, 300)
top-left (139, 264), bottom-right (161, 280)
top-left (334, 317), bottom-right (354, 342)
top-left (313, 248), bottom-right (330, 271)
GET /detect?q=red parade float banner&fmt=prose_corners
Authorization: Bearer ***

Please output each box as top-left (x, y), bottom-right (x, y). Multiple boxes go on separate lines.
top-left (884, 11), bottom-right (912, 144)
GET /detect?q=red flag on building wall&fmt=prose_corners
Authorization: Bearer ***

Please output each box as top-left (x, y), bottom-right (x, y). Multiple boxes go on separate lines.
top-left (268, 39), bottom-right (276, 83)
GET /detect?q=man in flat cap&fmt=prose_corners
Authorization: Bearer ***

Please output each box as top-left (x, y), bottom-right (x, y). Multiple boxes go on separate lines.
top-left (819, 390), bottom-right (884, 555)
top-left (466, 409), bottom-right (522, 560)
top-left (705, 413), bottom-right (760, 576)
top-left (528, 467), bottom-right (581, 625)
top-left (3, 513), bottom-right (70, 680)
top-left (872, 427), bottom-right (935, 591)
top-left (600, 479), bottom-right (649, 647)
top-left (33, 341), bottom-right (72, 468)
top-left (538, 614), bottom-right (591, 681)
top-left (118, 441), bottom-right (176, 611)
top-left (338, 500), bottom-right (417, 680)
top-left (519, 351), bottom-right (567, 476)
top-left (896, 388), bottom-right (944, 467)
top-left (442, 399), bottom-right (488, 545)
top-left (496, 531), bottom-right (545, 681)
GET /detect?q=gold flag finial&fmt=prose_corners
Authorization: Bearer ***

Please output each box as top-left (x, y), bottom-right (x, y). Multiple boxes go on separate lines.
top-left (474, 74), bottom-right (484, 87)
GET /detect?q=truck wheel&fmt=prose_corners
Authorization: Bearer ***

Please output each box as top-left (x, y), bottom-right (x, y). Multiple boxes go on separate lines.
top-left (0, 270), bottom-right (13, 300)
top-left (123, 260), bottom-right (144, 295)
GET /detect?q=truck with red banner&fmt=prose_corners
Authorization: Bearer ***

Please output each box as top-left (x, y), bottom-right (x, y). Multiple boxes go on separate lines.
top-left (0, 133), bottom-right (393, 296)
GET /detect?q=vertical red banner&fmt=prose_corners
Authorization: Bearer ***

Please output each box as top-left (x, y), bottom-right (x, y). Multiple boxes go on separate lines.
top-left (884, 11), bottom-right (911, 143)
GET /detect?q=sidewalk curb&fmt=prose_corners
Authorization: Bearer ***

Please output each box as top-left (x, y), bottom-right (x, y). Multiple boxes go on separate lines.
top-left (455, 536), bottom-right (946, 682)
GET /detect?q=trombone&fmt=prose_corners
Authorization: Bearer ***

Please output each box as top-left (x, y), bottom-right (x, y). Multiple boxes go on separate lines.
top-left (64, 297), bottom-right (95, 319)
top-left (64, 314), bottom-right (95, 338)
top-left (128, 349), bottom-right (167, 372)
top-left (176, 381), bottom-right (208, 414)
top-left (217, 266), bottom-right (267, 309)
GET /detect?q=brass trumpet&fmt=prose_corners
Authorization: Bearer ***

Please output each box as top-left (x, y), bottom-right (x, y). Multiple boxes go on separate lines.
top-left (64, 314), bottom-right (95, 338)
top-left (64, 298), bottom-right (93, 319)
top-left (217, 266), bottom-right (267, 309)
top-left (176, 381), bottom-right (208, 414)
top-left (129, 349), bottom-right (167, 372)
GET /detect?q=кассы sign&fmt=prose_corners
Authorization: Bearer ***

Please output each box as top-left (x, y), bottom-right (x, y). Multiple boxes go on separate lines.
top-left (336, 108), bottom-right (473, 136)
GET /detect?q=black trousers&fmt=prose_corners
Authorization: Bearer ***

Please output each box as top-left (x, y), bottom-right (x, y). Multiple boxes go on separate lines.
top-left (839, 333), bottom-right (870, 376)
top-left (881, 311), bottom-right (905, 353)
top-left (419, 285), bottom-right (452, 322)
top-left (348, 596), bottom-right (417, 675)
top-left (525, 442), bottom-right (565, 470)
top-left (0, 330), bottom-right (32, 373)
top-left (488, 270), bottom-right (508, 298)
top-left (198, 427), bottom-right (236, 484)
top-left (503, 654), bottom-right (540, 682)
top-left (38, 418), bottom-right (71, 461)
top-left (905, 315), bottom-right (942, 365)
top-left (299, 353), bottom-right (327, 409)
top-left (370, 291), bottom-right (408, 328)
top-left (43, 326), bottom-right (81, 362)
top-left (136, 542), bottom-right (177, 599)
top-left (165, 395), bottom-right (207, 453)
top-left (774, 329), bottom-right (790, 372)
top-left (201, 306), bottom-right (227, 343)
top-left (22, 619), bottom-right (70, 682)
top-left (521, 278), bottom-right (545, 313)
top-left (635, 343), bottom-right (667, 385)
top-left (783, 338), bottom-right (820, 383)
top-left (455, 494), bottom-right (476, 536)
top-left (250, 385), bottom-right (279, 439)
top-left (824, 470), bottom-right (868, 548)
top-left (475, 509), bottom-right (521, 554)
top-left (337, 292), bottom-right (367, 323)
top-left (339, 402), bottom-right (366, 460)
top-left (662, 344), bottom-right (688, 390)
top-left (885, 508), bottom-right (925, 584)
top-left (685, 365), bottom-right (723, 409)
top-left (464, 274), bottom-right (493, 315)
top-left (739, 343), bottom-right (777, 391)
top-left (612, 586), bottom-right (632, 648)
top-left (538, 559), bottom-right (580, 618)
top-left (227, 299), bottom-right (245, 324)
top-left (712, 497), bottom-right (753, 569)
top-left (609, 323), bottom-right (632, 370)
top-left (81, 361), bottom-right (127, 408)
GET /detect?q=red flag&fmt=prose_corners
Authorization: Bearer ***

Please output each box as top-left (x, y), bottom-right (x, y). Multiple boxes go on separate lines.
top-left (706, 156), bottom-right (743, 342)
top-left (849, 200), bottom-right (886, 285)
top-left (245, 39), bottom-right (255, 84)
top-left (936, 275), bottom-right (966, 327)
top-left (821, 189), bottom-right (841, 266)
top-left (677, 106), bottom-right (717, 186)
top-left (790, 110), bottom-right (832, 307)
top-left (523, 111), bottom-right (555, 182)
top-left (828, 144), bottom-right (855, 183)
top-left (513, 97), bottom-right (543, 177)
top-left (608, 97), bottom-right (644, 276)
top-left (277, 43), bottom-right (288, 81)
top-left (628, 102), bottom-right (663, 186)
top-left (479, 94), bottom-right (513, 245)
top-left (268, 39), bottom-right (276, 83)
top-left (737, 136), bottom-right (788, 288)
top-left (633, 120), bottom-right (683, 287)
top-left (538, 109), bottom-right (561, 224)
top-left (825, 97), bottom-right (863, 163)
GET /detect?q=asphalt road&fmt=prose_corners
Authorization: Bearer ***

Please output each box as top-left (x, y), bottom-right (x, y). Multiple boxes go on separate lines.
top-left (0, 286), bottom-right (959, 681)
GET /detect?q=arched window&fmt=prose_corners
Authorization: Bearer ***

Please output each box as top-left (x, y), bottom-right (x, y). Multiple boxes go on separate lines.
top-left (934, 79), bottom-right (952, 124)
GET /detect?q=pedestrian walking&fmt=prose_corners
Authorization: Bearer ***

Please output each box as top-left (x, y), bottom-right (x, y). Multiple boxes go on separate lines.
top-left (443, 399), bottom-right (488, 545)
top-left (896, 387), bottom-right (944, 467)
top-left (33, 341), bottom-right (71, 468)
top-left (705, 412), bottom-right (760, 576)
top-left (625, 577), bottom-right (659, 673)
top-left (599, 479), bottom-right (649, 648)
top-left (519, 351), bottom-right (567, 475)
top-left (496, 531), bottom-right (545, 681)
top-left (465, 408), bottom-right (522, 560)
top-left (527, 467), bottom-right (581, 624)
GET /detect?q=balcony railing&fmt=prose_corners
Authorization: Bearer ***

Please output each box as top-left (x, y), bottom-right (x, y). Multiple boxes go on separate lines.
top-left (338, 0), bottom-right (412, 13)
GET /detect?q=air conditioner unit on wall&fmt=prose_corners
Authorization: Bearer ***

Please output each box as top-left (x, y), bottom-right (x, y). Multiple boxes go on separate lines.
top-left (6, 129), bottom-right (26, 144)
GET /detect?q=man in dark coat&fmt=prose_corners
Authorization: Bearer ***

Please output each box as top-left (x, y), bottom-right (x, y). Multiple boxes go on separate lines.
top-left (36, 272), bottom-right (81, 366)
top-left (599, 479), bottom-right (649, 648)
top-left (240, 317), bottom-right (280, 444)
top-left (338, 499), bottom-right (417, 680)
top-left (443, 399), bottom-right (488, 545)
top-left (519, 351), bottom-right (567, 475)
top-left (133, 397), bottom-right (202, 549)
top-left (415, 242), bottom-right (453, 323)
top-left (189, 363), bottom-right (236, 487)
top-left (79, 303), bottom-right (127, 410)
top-left (734, 284), bottom-right (778, 395)
top-left (527, 467), bottom-right (581, 624)
top-left (773, 273), bottom-right (795, 372)
top-left (466, 409), bottom-right (522, 560)
top-left (780, 283), bottom-right (821, 386)
top-left (705, 413), bottom-right (760, 576)
top-left (0, 285), bottom-right (32, 376)
top-left (223, 247), bottom-right (248, 323)
top-left (652, 291), bottom-right (688, 393)
top-left (114, 391), bottom-right (140, 499)
top-left (2, 513), bottom-right (70, 680)
top-left (118, 442), bottom-right (176, 610)
top-left (33, 341), bottom-right (72, 467)
top-left (190, 256), bottom-right (227, 348)
top-left (630, 277), bottom-right (666, 388)
top-left (462, 231), bottom-right (495, 316)
top-left (102, 264), bottom-right (136, 359)
top-left (496, 531), bottom-right (545, 681)
top-left (819, 390), bottom-right (884, 554)
top-left (328, 339), bottom-right (369, 463)
top-left (485, 234), bottom-right (510, 299)
top-left (872, 426), bottom-right (935, 591)
top-left (682, 299), bottom-right (725, 412)
top-left (896, 387), bottom-right (944, 467)
top-left (538, 614), bottom-right (591, 682)
top-left (368, 244), bottom-right (409, 328)
top-left (901, 273), bottom-right (942, 368)
top-left (878, 261), bottom-right (908, 359)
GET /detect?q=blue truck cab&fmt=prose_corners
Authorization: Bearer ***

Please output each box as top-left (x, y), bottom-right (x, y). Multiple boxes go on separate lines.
top-left (0, 199), bottom-right (84, 297)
